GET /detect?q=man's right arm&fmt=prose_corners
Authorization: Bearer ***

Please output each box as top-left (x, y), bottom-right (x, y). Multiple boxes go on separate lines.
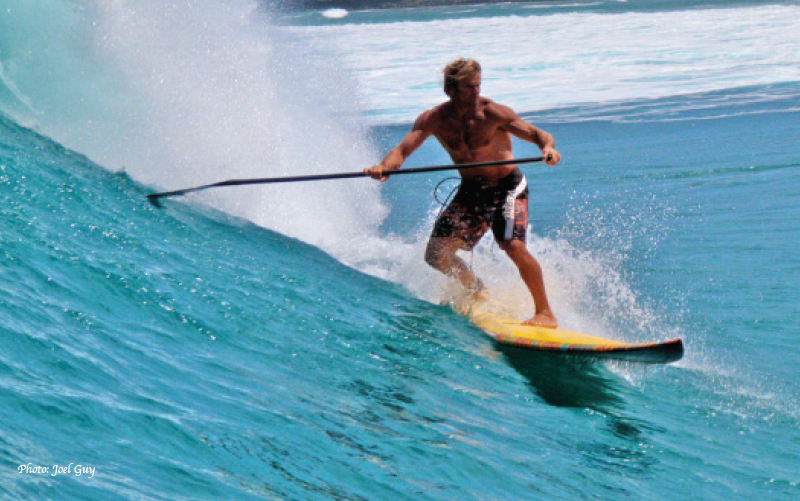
top-left (365, 111), bottom-right (434, 182)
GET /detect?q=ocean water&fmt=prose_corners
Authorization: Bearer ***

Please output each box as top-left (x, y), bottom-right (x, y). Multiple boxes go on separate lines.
top-left (1, 0), bottom-right (799, 499)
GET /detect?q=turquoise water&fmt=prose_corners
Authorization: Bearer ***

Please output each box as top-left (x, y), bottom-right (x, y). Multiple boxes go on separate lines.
top-left (2, 1), bottom-right (800, 499)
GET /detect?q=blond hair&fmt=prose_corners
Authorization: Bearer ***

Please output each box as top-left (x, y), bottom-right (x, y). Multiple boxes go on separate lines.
top-left (443, 58), bottom-right (481, 96)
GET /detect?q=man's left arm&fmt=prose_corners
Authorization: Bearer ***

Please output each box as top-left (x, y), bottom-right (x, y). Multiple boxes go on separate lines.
top-left (499, 105), bottom-right (561, 166)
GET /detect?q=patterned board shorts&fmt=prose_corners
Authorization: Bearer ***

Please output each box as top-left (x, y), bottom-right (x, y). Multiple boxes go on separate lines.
top-left (431, 168), bottom-right (529, 250)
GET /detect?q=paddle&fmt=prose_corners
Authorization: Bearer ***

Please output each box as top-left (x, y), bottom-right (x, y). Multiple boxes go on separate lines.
top-left (146, 155), bottom-right (546, 207)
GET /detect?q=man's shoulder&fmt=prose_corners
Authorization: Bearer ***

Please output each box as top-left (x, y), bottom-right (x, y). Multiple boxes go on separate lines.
top-left (414, 102), bottom-right (452, 128)
top-left (429, 101), bottom-right (455, 118)
top-left (482, 99), bottom-right (517, 119)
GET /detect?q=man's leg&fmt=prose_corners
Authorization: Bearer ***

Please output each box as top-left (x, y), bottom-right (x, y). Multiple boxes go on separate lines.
top-left (425, 236), bottom-right (484, 293)
top-left (500, 240), bottom-right (558, 328)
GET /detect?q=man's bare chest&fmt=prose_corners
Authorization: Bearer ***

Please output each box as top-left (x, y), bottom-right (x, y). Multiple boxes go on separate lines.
top-left (436, 117), bottom-right (499, 152)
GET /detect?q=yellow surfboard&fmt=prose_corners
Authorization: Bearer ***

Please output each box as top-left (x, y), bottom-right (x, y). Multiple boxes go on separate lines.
top-left (458, 300), bottom-right (684, 364)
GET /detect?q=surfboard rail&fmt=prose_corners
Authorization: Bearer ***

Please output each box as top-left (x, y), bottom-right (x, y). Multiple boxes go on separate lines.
top-left (466, 308), bottom-right (684, 364)
top-left (486, 330), bottom-right (684, 364)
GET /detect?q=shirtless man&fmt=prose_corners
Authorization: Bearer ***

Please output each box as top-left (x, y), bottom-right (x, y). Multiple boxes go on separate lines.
top-left (364, 58), bottom-right (561, 328)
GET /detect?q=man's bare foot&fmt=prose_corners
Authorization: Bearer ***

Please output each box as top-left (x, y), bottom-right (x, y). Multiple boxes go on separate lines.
top-left (470, 287), bottom-right (489, 304)
top-left (521, 311), bottom-right (558, 329)
top-left (466, 279), bottom-right (489, 303)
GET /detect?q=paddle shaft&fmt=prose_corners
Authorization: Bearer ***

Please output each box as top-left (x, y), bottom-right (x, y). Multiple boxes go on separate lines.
top-left (146, 156), bottom-right (546, 203)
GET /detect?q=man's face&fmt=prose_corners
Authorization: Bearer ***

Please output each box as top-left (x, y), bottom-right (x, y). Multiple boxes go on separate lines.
top-left (456, 73), bottom-right (481, 104)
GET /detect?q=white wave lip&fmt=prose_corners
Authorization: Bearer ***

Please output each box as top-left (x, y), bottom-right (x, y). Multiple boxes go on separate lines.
top-left (80, 0), bottom-right (385, 250)
top-left (322, 8), bottom-right (349, 19)
top-left (289, 5), bottom-right (800, 123)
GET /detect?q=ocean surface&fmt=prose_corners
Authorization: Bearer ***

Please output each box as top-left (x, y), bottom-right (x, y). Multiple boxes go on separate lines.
top-left (1, 0), bottom-right (799, 499)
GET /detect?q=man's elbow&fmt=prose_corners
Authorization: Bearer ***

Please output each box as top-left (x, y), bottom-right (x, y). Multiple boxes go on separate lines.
top-left (534, 131), bottom-right (554, 150)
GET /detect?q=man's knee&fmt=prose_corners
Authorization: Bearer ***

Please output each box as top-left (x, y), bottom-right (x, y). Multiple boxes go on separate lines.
top-left (424, 245), bottom-right (440, 269)
top-left (501, 239), bottom-right (532, 263)
top-left (500, 238), bottom-right (525, 254)
top-left (425, 237), bottom-right (459, 270)
top-left (425, 239), bottom-right (446, 269)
